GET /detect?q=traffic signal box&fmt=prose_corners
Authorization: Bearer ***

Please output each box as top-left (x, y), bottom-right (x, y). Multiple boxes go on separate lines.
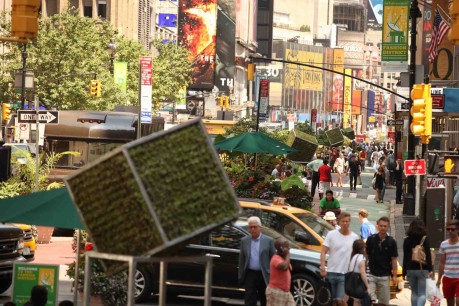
top-left (11, 0), bottom-right (41, 39)
top-left (450, 2), bottom-right (459, 45)
top-left (224, 96), bottom-right (230, 109)
top-left (218, 96), bottom-right (223, 107)
top-left (89, 80), bottom-right (101, 97)
top-left (443, 155), bottom-right (459, 175)
top-left (410, 83), bottom-right (432, 145)
top-left (1, 103), bottom-right (12, 123)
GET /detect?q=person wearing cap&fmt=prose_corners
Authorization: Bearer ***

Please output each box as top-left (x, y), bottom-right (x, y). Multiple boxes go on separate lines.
top-left (319, 190), bottom-right (341, 218)
top-left (324, 212), bottom-right (340, 230)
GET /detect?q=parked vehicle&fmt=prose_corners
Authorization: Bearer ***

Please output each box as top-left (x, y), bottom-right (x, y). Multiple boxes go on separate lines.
top-left (239, 199), bottom-right (334, 251)
top-left (12, 224), bottom-right (36, 261)
top-left (0, 223), bottom-right (26, 295)
top-left (132, 220), bottom-right (331, 305)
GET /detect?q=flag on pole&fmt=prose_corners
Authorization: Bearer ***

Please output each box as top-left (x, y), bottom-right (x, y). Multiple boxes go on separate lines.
top-left (428, 9), bottom-right (450, 63)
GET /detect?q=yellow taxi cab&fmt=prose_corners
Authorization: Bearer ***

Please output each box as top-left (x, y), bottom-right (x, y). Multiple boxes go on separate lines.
top-left (13, 224), bottom-right (36, 261)
top-left (239, 199), bottom-right (333, 252)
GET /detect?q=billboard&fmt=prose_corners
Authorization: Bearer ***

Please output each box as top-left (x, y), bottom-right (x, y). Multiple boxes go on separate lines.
top-left (352, 90), bottom-right (362, 115)
top-left (214, 0), bottom-right (236, 94)
top-left (367, 0), bottom-right (383, 30)
top-left (285, 49), bottom-right (323, 91)
top-left (367, 90), bottom-right (375, 119)
top-left (332, 49), bottom-right (344, 111)
top-left (178, 0), bottom-right (217, 89)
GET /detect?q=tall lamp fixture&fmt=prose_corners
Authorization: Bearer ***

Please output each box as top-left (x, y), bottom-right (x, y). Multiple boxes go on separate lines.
top-left (106, 38), bottom-right (117, 74)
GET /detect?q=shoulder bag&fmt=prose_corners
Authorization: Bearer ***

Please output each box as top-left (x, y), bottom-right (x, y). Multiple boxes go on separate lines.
top-left (345, 255), bottom-right (367, 299)
top-left (412, 235), bottom-right (427, 267)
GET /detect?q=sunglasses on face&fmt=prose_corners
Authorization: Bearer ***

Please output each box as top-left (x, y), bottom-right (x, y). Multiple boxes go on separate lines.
top-left (447, 228), bottom-right (457, 232)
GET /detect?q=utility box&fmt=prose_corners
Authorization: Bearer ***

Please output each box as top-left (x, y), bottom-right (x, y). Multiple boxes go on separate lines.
top-left (425, 187), bottom-right (445, 248)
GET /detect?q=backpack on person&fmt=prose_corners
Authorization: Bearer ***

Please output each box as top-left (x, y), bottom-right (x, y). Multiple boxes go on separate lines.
top-left (412, 235), bottom-right (427, 266)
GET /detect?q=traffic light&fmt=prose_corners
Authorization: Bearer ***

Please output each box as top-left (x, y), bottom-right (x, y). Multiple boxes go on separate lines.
top-left (443, 155), bottom-right (459, 174)
top-left (450, 2), bottom-right (459, 45)
top-left (2, 103), bottom-right (12, 123)
top-left (410, 84), bottom-right (432, 144)
top-left (89, 80), bottom-right (101, 97)
top-left (11, 0), bottom-right (41, 39)
top-left (218, 96), bottom-right (223, 107)
top-left (248, 63), bottom-right (255, 81)
top-left (224, 96), bottom-right (230, 109)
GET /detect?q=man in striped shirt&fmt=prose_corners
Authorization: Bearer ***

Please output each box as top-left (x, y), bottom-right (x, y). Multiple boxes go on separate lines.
top-left (437, 219), bottom-right (459, 305)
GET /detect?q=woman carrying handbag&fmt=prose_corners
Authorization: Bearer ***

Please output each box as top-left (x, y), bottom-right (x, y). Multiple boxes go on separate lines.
top-left (402, 218), bottom-right (433, 306)
top-left (347, 239), bottom-right (371, 306)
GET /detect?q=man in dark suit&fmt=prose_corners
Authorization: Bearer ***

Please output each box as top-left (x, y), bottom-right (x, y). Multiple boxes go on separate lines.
top-left (239, 216), bottom-right (275, 306)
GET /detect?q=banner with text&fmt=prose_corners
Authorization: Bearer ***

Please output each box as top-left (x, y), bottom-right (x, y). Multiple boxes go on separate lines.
top-left (114, 61), bottom-right (128, 93)
top-left (285, 49), bottom-right (323, 92)
top-left (332, 49), bottom-right (344, 111)
top-left (382, 0), bottom-right (409, 63)
top-left (343, 68), bottom-right (353, 128)
top-left (13, 263), bottom-right (59, 305)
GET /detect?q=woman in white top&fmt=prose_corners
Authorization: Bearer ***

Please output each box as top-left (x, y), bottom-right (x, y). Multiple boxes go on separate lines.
top-left (349, 239), bottom-right (371, 306)
top-left (333, 152), bottom-right (345, 187)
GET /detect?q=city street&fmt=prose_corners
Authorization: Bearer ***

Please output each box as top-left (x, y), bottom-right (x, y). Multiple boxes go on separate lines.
top-left (0, 168), bottom-right (446, 305)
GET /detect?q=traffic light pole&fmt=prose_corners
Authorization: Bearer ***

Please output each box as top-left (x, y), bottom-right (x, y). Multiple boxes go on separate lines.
top-left (404, 0), bottom-right (422, 215)
top-left (20, 43), bottom-right (27, 110)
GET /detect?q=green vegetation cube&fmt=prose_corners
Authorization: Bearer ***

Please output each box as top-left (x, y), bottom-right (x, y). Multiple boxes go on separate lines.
top-left (286, 129), bottom-right (319, 163)
top-left (324, 128), bottom-right (345, 147)
top-left (65, 119), bottom-right (240, 272)
top-left (341, 128), bottom-right (355, 140)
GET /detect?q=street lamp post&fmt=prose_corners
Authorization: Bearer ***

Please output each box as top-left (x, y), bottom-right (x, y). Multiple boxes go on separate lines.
top-left (106, 38), bottom-right (117, 74)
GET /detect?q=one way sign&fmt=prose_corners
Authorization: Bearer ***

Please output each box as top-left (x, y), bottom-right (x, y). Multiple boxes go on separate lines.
top-left (17, 110), bottom-right (59, 124)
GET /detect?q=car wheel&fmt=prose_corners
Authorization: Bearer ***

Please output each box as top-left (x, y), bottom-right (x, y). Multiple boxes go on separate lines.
top-left (291, 274), bottom-right (316, 306)
top-left (0, 276), bottom-right (12, 295)
top-left (134, 267), bottom-right (153, 302)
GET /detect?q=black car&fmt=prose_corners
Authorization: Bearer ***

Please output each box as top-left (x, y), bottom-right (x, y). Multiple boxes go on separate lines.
top-left (135, 220), bottom-right (330, 306)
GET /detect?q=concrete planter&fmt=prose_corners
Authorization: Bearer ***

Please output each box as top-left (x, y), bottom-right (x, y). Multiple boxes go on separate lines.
top-left (36, 226), bottom-right (54, 244)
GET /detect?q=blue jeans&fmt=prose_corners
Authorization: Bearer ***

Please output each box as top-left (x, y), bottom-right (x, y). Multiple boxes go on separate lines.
top-left (406, 270), bottom-right (429, 306)
top-left (380, 183), bottom-right (386, 201)
top-left (327, 272), bottom-right (345, 301)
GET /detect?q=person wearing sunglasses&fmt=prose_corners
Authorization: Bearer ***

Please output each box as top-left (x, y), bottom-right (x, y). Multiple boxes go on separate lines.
top-left (437, 219), bottom-right (459, 306)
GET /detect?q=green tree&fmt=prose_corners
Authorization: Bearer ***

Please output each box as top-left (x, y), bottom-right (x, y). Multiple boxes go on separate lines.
top-left (151, 40), bottom-right (192, 112)
top-left (0, 8), bottom-right (191, 111)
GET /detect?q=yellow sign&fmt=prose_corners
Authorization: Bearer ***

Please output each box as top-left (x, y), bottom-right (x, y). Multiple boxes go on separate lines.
top-left (343, 68), bottom-right (352, 128)
top-left (369, 116), bottom-right (376, 123)
top-left (333, 49), bottom-right (344, 74)
top-left (381, 1), bottom-right (409, 61)
top-left (285, 49), bottom-right (323, 91)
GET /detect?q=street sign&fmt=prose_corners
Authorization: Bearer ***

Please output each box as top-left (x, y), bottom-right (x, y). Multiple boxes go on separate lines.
top-left (386, 119), bottom-right (404, 126)
top-left (401, 102), bottom-right (409, 110)
top-left (17, 110), bottom-right (59, 124)
top-left (404, 159), bottom-right (426, 175)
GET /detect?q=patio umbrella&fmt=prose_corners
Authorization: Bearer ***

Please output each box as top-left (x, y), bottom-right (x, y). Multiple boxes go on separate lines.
top-left (0, 187), bottom-right (84, 229)
top-left (214, 132), bottom-right (296, 155)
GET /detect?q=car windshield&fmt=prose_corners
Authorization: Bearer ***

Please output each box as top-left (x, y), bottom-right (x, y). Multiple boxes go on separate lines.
top-left (8, 145), bottom-right (28, 153)
top-left (293, 213), bottom-right (334, 239)
top-left (239, 224), bottom-right (299, 249)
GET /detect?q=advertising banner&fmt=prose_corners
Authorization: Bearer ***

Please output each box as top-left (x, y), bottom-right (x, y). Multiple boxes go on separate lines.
top-left (352, 90), bottom-right (362, 115)
top-left (214, 0), bottom-right (236, 94)
top-left (114, 61), bottom-right (128, 93)
top-left (367, 90), bottom-right (375, 119)
top-left (382, 0), bottom-right (409, 62)
top-left (332, 49), bottom-right (344, 111)
top-left (178, 0), bottom-right (217, 89)
top-left (258, 79), bottom-right (270, 121)
top-left (343, 68), bottom-right (352, 128)
top-left (285, 49), bottom-right (323, 92)
top-left (139, 56), bottom-right (152, 124)
top-left (368, 0), bottom-right (383, 30)
top-left (13, 263), bottom-right (59, 305)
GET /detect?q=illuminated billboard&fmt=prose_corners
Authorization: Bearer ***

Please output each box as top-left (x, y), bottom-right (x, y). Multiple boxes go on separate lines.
top-left (178, 0), bottom-right (217, 89)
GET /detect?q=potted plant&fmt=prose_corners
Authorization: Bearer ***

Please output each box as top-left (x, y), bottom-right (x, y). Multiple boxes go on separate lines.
top-left (66, 231), bottom-right (128, 306)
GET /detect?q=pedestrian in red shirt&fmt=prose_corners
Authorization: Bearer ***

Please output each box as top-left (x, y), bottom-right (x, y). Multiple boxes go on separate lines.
top-left (318, 159), bottom-right (333, 199)
top-left (266, 237), bottom-right (295, 306)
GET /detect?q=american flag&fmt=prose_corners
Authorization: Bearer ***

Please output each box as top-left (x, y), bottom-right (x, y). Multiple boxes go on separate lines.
top-left (428, 9), bottom-right (450, 63)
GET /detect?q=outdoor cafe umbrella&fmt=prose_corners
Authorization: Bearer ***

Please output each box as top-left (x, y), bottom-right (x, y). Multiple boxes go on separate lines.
top-left (0, 187), bottom-right (84, 229)
top-left (214, 132), bottom-right (296, 155)
top-left (0, 187), bottom-right (84, 305)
